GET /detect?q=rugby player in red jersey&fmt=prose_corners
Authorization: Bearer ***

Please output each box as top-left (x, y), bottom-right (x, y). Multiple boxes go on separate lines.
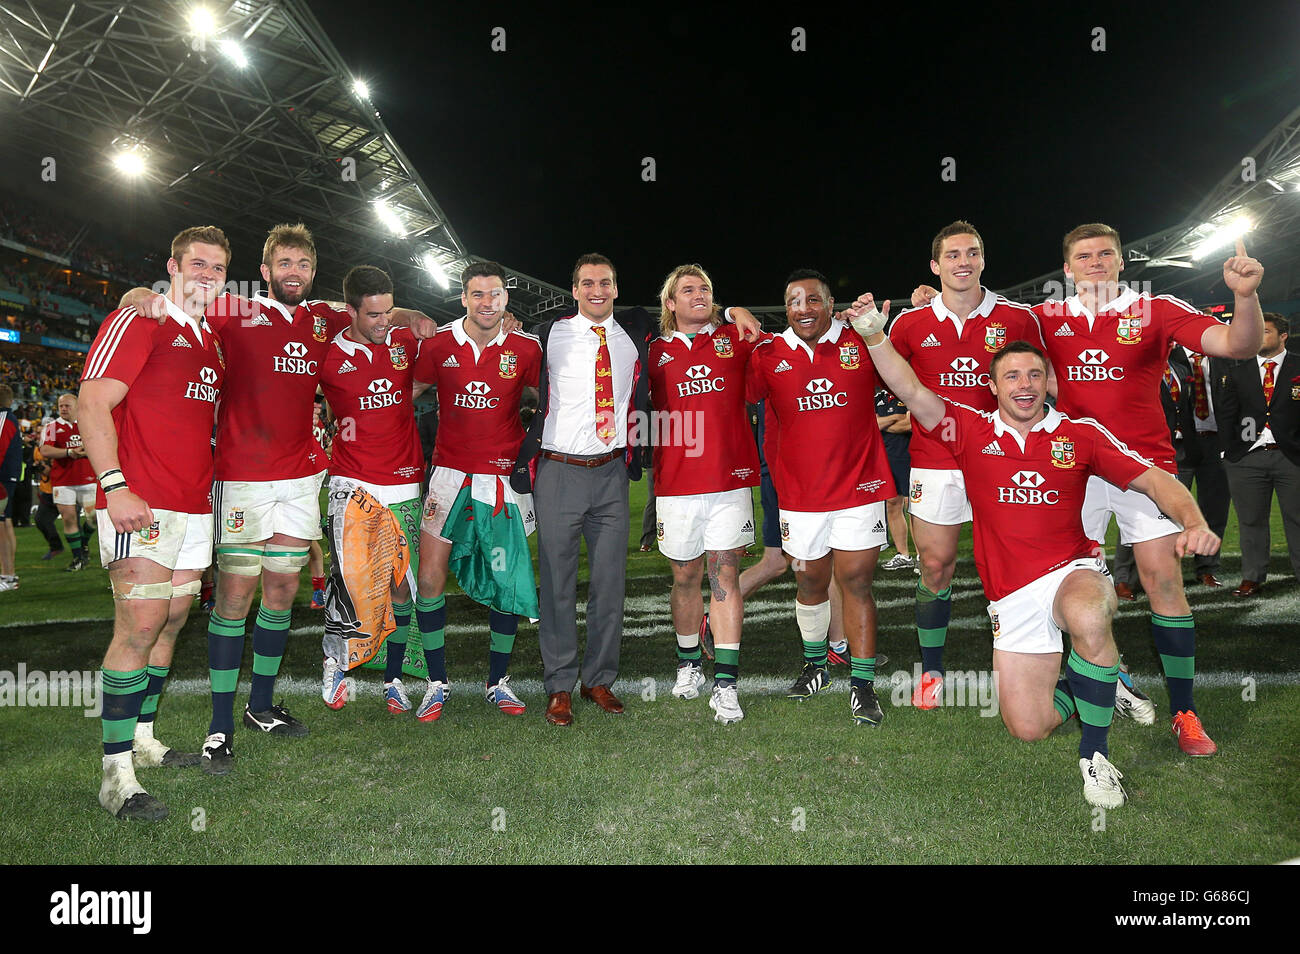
top-left (39, 392), bottom-right (98, 571)
top-left (748, 269), bottom-right (896, 725)
top-left (317, 266), bottom-right (432, 715)
top-left (886, 222), bottom-right (1045, 710)
top-left (1033, 227), bottom-right (1263, 755)
top-left (857, 317), bottom-right (1220, 806)
top-left (414, 262), bottom-right (542, 722)
top-left (79, 226), bottom-right (229, 820)
top-left (650, 264), bottom-right (761, 724)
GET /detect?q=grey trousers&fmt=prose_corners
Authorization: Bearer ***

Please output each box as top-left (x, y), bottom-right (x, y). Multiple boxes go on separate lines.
top-left (1225, 449), bottom-right (1300, 583)
top-left (534, 455), bottom-right (630, 694)
top-left (1177, 433), bottom-right (1230, 575)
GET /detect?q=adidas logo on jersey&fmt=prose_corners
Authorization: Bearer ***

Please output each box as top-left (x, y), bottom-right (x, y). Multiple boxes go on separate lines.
top-left (1054, 324), bottom-right (1074, 337)
top-left (981, 441), bottom-right (1005, 456)
top-left (442, 356), bottom-right (460, 368)
top-left (921, 333), bottom-right (942, 348)
top-left (872, 520), bottom-right (885, 534)
top-left (338, 360), bottom-right (357, 374)
top-left (657, 352), bottom-right (674, 367)
top-left (249, 314), bottom-right (273, 327)
top-left (774, 359), bottom-right (793, 373)
top-left (172, 334), bottom-right (191, 349)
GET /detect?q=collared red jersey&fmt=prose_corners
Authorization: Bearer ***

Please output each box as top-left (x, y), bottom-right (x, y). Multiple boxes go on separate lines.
top-left (649, 323), bottom-right (761, 495)
top-left (924, 399), bottom-right (1151, 601)
top-left (40, 418), bottom-right (95, 486)
top-left (317, 326), bottom-right (424, 486)
top-left (205, 293), bottom-right (349, 481)
top-left (889, 290), bottom-right (1044, 469)
top-left (747, 321), bottom-right (895, 512)
top-left (422, 319), bottom-right (541, 476)
top-left (1034, 289), bottom-right (1218, 472)
top-left (82, 304), bottom-right (224, 513)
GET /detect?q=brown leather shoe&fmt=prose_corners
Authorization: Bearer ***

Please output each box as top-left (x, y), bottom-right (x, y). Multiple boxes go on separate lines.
top-left (638, 543), bottom-right (653, 552)
top-left (545, 691), bottom-right (573, 726)
top-left (1197, 572), bottom-right (1223, 587)
top-left (580, 684), bottom-right (624, 714)
top-left (1114, 582), bottom-right (1136, 602)
top-left (1233, 580), bottom-right (1263, 598)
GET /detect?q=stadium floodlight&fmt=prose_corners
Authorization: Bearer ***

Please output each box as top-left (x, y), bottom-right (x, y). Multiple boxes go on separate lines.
top-left (422, 251), bottom-right (450, 290)
top-left (1190, 215), bottom-right (1253, 261)
top-left (373, 199), bottom-right (404, 236)
top-left (188, 7), bottom-right (217, 36)
top-left (353, 79), bottom-right (370, 99)
top-left (112, 149), bottom-right (147, 177)
top-left (219, 39), bottom-right (248, 68)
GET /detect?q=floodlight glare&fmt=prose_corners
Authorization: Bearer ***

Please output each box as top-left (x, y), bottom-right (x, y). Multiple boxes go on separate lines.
top-left (112, 151), bottom-right (147, 177)
top-left (353, 79), bottom-right (370, 99)
top-left (423, 252), bottom-right (450, 290)
top-left (373, 199), bottom-right (404, 236)
top-left (188, 7), bottom-right (217, 36)
top-left (1190, 215), bottom-right (1253, 261)
top-left (219, 39), bottom-right (248, 68)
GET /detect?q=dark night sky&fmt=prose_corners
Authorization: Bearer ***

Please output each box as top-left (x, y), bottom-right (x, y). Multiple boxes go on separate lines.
top-left (311, 1), bottom-right (1299, 306)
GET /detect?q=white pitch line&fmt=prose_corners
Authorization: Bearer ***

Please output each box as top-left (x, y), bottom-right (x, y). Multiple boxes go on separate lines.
top-left (144, 670), bottom-right (1300, 698)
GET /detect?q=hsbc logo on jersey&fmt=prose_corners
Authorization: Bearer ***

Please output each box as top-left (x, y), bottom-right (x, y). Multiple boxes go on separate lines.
top-left (274, 340), bottom-right (318, 375)
top-left (797, 377), bottom-right (847, 411)
top-left (454, 380), bottom-right (500, 409)
top-left (1066, 348), bottom-right (1124, 381)
top-left (997, 470), bottom-right (1060, 504)
top-left (184, 366), bottom-right (219, 402)
top-left (938, 356), bottom-right (990, 388)
top-left (358, 377), bottom-right (402, 410)
top-left (677, 365), bottom-right (725, 397)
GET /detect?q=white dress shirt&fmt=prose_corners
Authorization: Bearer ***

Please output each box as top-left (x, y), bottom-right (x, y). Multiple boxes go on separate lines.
top-left (1249, 352), bottom-right (1285, 450)
top-left (541, 313), bottom-right (638, 455)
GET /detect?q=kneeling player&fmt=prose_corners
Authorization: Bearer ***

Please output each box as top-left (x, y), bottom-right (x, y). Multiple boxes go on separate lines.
top-left (748, 270), bottom-right (896, 725)
top-left (650, 265), bottom-right (760, 724)
top-left (79, 226), bottom-right (229, 820)
top-left (858, 320), bottom-right (1220, 807)
top-left (317, 266), bottom-right (430, 711)
top-left (414, 262), bottom-right (542, 721)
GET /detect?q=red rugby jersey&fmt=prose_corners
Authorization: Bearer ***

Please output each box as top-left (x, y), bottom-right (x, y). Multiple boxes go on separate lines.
top-left (206, 293), bottom-right (349, 481)
top-left (746, 321), bottom-right (894, 512)
top-left (649, 323), bottom-right (761, 496)
top-left (889, 289), bottom-right (1044, 469)
top-left (40, 418), bottom-right (95, 487)
top-left (82, 302), bottom-right (224, 513)
top-left (317, 326), bottom-right (424, 486)
top-left (924, 399), bottom-right (1151, 601)
top-left (420, 319), bottom-right (542, 476)
top-left (1034, 288), bottom-right (1217, 473)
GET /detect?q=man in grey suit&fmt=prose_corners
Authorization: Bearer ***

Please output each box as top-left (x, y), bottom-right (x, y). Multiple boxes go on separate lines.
top-left (511, 254), bottom-right (759, 725)
top-left (1220, 313), bottom-right (1300, 597)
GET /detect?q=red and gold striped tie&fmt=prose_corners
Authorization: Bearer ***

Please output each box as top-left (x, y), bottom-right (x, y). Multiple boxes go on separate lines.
top-left (1263, 359), bottom-right (1275, 405)
top-left (1189, 353), bottom-right (1209, 420)
top-left (593, 324), bottom-right (615, 445)
top-left (1163, 364), bottom-right (1180, 403)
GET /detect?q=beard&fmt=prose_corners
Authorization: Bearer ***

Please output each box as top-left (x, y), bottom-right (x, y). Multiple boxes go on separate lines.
top-left (271, 275), bottom-right (312, 307)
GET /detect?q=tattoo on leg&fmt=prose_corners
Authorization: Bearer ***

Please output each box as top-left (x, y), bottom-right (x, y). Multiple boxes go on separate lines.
top-left (707, 550), bottom-right (740, 602)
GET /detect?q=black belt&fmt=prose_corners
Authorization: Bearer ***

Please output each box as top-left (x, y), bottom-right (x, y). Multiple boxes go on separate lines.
top-left (541, 448), bottom-right (623, 467)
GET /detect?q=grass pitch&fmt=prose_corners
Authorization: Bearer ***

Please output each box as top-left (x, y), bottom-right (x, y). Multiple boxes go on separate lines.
top-left (1, 483), bottom-right (1297, 864)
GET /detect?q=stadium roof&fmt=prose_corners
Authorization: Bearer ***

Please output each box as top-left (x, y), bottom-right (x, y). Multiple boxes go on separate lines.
top-left (996, 103), bottom-right (1300, 307)
top-left (0, 0), bottom-right (573, 321)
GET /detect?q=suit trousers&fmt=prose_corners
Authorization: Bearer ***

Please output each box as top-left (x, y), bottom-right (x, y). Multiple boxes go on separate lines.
top-left (535, 455), bottom-right (630, 694)
top-left (1178, 431), bottom-right (1230, 575)
top-left (639, 466), bottom-right (657, 548)
top-left (1225, 449), bottom-right (1300, 583)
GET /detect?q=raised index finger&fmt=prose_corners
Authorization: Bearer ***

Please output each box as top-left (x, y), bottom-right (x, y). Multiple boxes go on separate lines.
top-left (1235, 237), bottom-right (1247, 258)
